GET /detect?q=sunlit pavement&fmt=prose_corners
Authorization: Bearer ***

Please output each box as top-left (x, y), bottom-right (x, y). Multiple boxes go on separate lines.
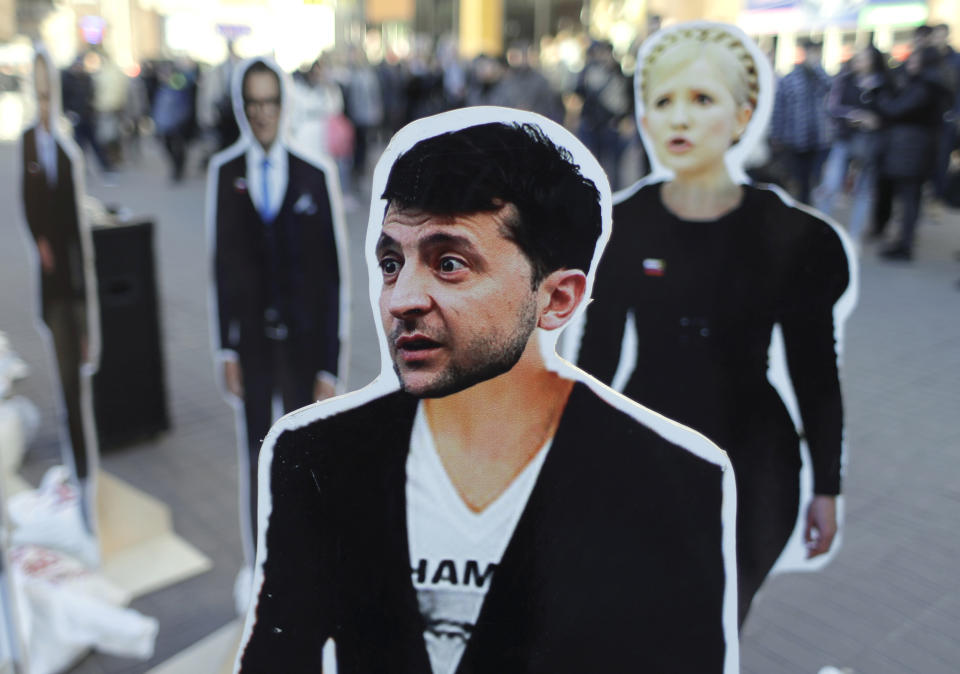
top-left (2, 139), bottom-right (959, 673)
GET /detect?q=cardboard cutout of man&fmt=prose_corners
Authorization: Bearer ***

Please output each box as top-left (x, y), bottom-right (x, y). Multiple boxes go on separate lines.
top-left (206, 57), bottom-right (347, 566)
top-left (235, 109), bottom-right (739, 673)
top-left (569, 22), bottom-right (858, 625)
top-left (19, 46), bottom-right (100, 537)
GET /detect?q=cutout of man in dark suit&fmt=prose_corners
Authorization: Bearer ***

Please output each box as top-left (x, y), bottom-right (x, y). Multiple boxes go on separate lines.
top-left (207, 58), bottom-right (345, 565)
top-left (236, 110), bottom-right (739, 673)
top-left (20, 48), bottom-right (99, 535)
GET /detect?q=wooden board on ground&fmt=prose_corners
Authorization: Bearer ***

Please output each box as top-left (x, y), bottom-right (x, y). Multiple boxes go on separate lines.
top-left (97, 472), bottom-right (211, 603)
top-left (147, 619), bottom-right (242, 674)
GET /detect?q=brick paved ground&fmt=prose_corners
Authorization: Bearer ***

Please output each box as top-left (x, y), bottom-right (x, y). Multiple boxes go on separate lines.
top-left (1, 139), bottom-right (958, 673)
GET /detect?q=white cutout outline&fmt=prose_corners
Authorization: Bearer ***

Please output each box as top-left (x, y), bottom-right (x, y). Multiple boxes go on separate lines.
top-left (15, 45), bottom-right (102, 542)
top-left (568, 22), bottom-right (859, 577)
top-left (204, 56), bottom-right (350, 565)
top-left (235, 106), bottom-right (740, 674)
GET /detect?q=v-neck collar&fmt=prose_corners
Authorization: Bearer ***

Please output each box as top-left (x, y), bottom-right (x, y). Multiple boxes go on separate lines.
top-left (409, 402), bottom-right (552, 542)
top-left (384, 384), bottom-right (585, 674)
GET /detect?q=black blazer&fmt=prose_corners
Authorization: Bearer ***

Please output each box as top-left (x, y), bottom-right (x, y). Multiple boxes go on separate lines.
top-left (213, 148), bottom-right (341, 378)
top-left (21, 125), bottom-right (86, 316)
top-left (239, 381), bottom-right (735, 673)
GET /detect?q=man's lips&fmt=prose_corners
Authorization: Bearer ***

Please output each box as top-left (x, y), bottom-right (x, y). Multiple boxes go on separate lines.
top-left (394, 334), bottom-right (443, 362)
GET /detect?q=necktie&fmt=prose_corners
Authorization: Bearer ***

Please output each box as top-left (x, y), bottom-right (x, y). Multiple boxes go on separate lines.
top-left (45, 138), bottom-right (55, 187)
top-left (260, 157), bottom-right (272, 222)
top-left (40, 132), bottom-right (56, 187)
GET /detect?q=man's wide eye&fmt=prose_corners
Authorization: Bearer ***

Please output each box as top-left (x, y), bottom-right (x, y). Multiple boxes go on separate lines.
top-left (380, 258), bottom-right (400, 275)
top-left (439, 257), bottom-right (466, 273)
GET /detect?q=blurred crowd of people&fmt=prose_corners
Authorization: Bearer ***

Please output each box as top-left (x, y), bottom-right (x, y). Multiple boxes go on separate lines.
top-left (44, 34), bottom-right (637, 199)
top-left (768, 24), bottom-right (960, 263)
top-left (39, 22), bottom-right (960, 263)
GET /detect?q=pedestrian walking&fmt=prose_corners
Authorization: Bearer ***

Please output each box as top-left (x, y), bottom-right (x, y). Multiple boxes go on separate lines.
top-left (770, 39), bottom-right (832, 204)
top-left (345, 47), bottom-right (383, 184)
top-left (152, 60), bottom-right (197, 182)
top-left (814, 46), bottom-right (888, 243)
top-left (867, 46), bottom-right (950, 260)
top-left (61, 54), bottom-right (114, 176)
top-left (931, 24), bottom-right (960, 205)
top-left (575, 40), bottom-right (632, 190)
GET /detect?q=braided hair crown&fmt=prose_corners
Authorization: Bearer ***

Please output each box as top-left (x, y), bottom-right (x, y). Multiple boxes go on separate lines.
top-left (639, 25), bottom-right (760, 110)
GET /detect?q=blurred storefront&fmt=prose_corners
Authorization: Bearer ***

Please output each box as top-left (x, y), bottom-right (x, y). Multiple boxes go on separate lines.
top-left (737, 0), bottom-right (957, 72)
top-left (2, 0), bottom-right (959, 74)
top-left (142, 0), bottom-right (338, 69)
top-left (3, 0), bottom-right (162, 68)
top-left (577, 0), bottom-right (957, 72)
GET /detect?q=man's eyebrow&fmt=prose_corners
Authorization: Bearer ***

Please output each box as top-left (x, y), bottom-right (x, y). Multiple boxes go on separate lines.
top-left (418, 231), bottom-right (478, 254)
top-left (375, 233), bottom-right (398, 255)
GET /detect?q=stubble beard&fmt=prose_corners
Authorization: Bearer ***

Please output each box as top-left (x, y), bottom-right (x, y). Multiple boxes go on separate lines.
top-left (391, 294), bottom-right (539, 399)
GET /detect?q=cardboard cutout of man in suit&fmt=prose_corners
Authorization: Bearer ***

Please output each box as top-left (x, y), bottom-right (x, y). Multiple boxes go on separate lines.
top-left (235, 109), bottom-right (739, 673)
top-left (19, 47), bottom-right (100, 536)
top-left (206, 57), bottom-right (347, 566)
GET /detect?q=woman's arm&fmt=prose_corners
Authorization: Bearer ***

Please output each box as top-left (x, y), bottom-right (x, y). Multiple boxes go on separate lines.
top-left (779, 215), bottom-right (852, 498)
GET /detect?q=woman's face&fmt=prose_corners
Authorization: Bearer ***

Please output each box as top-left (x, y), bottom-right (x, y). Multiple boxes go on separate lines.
top-left (642, 56), bottom-right (752, 179)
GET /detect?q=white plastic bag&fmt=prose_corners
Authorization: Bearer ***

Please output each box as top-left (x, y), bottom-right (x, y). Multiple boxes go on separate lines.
top-left (9, 545), bottom-right (158, 674)
top-left (7, 466), bottom-right (99, 568)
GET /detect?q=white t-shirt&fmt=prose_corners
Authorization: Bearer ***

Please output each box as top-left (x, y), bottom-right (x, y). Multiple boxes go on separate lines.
top-left (406, 403), bottom-right (551, 674)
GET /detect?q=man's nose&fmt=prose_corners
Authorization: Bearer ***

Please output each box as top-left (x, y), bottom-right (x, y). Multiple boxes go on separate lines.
top-left (387, 265), bottom-right (432, 317)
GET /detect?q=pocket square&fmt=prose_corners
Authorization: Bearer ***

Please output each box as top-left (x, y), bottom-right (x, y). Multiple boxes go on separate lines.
top-left (293, 193), bottom-right (318, 215)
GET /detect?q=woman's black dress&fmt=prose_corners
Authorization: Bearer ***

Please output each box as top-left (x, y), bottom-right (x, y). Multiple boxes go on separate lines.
top-left (577, 182), bottom-right (851, 623)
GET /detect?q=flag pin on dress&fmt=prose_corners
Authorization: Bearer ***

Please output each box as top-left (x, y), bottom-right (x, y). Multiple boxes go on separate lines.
top-left (643, 258), bottom-right (666, 277)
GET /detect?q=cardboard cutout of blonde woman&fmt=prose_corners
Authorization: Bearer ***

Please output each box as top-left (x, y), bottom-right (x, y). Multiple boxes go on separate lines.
top-left (568, 22), bottom-right (859, 626)
top-left (234, 108), bottom-right (739, 674)
top-left (205, 57), bottom-right (349, 570)
top-left (18, 46), bottom-right (101, 541)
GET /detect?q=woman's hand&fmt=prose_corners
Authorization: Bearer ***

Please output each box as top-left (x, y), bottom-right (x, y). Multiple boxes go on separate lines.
top-left (805, 495), bottom-right (838, 558)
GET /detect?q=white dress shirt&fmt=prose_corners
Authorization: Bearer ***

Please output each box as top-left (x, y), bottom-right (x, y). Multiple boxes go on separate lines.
top-left (246, 140), bottom-right (288, 222)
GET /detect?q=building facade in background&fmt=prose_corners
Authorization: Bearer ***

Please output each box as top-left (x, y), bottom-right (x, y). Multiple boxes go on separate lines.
top-left (1, 0), bottom-right (957, 87)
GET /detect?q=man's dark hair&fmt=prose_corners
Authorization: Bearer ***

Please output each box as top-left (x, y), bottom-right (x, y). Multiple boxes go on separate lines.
top-left (914, 25), bottom-right (933, 41)
top-left (242, 59), bottom-right (281, 101)
top-left (381, 122), bottom-right (602, 285)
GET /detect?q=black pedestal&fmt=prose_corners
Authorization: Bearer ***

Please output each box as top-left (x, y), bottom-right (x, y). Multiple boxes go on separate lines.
top-left (92, 221), bottom-right (170, 449)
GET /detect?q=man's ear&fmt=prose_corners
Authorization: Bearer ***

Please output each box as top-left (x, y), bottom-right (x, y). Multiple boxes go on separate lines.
top-left (538, 269), bottom-right (587, 331)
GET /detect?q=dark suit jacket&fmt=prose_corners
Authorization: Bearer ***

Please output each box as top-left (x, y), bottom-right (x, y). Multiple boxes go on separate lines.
top-left (239, 381), bottom-right (734, 673)
top-left (213, 149), bottom-right (340, 378)
top-left (21, 125), bottom-right (86, 320)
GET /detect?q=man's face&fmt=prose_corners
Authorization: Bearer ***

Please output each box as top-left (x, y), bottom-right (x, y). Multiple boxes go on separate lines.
top-left (243, 71), bottom-right (281, 150)
top-left (34, 60), bottom-right (51, 131)
top-left (803, 46), bottom-right (822, 68)
top-left (376, 205), bottom-right (541, 398)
